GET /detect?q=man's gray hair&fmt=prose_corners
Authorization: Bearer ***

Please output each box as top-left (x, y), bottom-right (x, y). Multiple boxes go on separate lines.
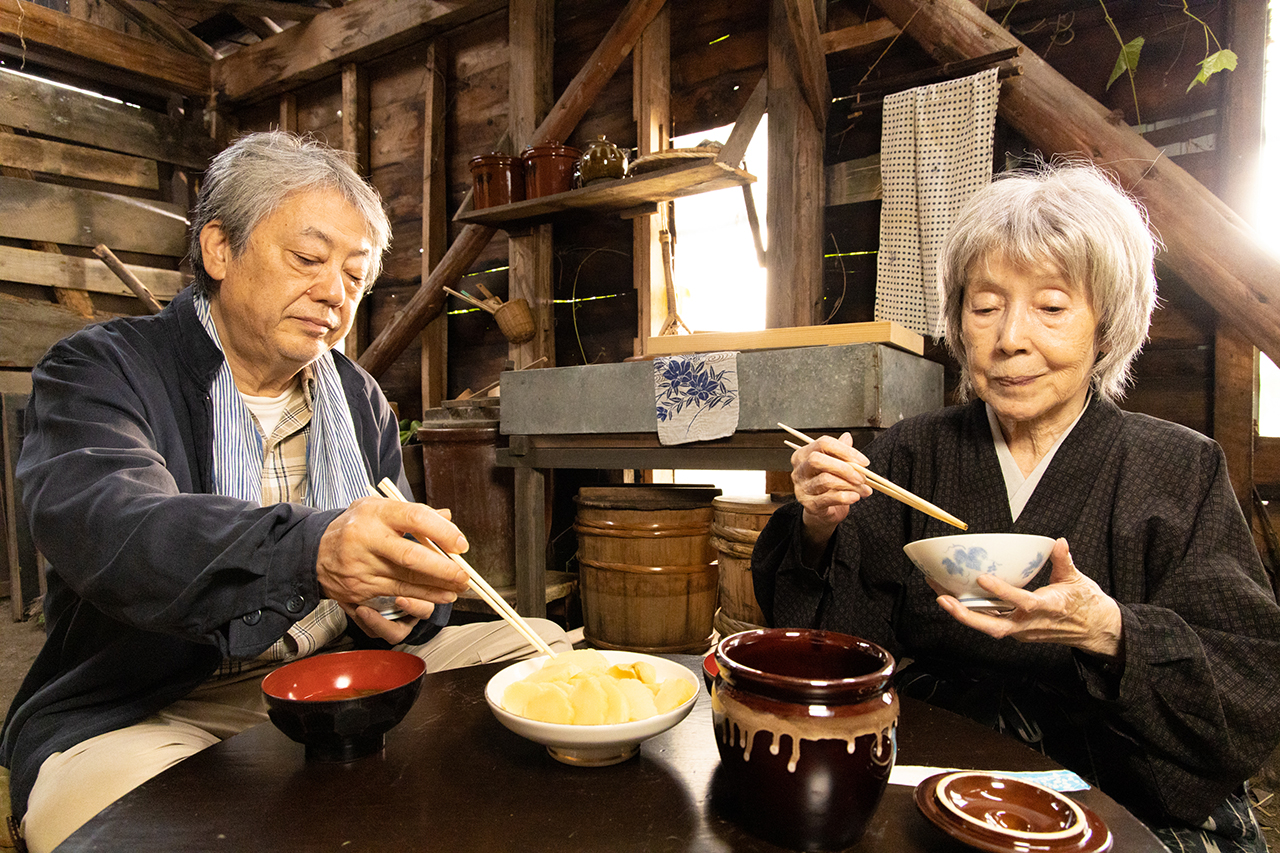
top-left (188, 131), bottom-right (391, 297)
top-left (939, 162), bottom-right (1159, 402)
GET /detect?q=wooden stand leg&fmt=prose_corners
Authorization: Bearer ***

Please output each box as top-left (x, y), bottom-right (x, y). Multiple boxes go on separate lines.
top-left (515, 467), bottom-right (547, 618)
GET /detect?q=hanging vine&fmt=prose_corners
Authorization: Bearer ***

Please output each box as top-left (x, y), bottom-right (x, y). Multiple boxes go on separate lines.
top-left (1101, 0), bottom-right (1238, 126)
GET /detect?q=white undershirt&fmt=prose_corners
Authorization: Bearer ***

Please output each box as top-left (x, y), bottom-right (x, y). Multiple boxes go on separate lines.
top-left (986, 395), bottom-right (1091, 522)
top-left (241, 387), bottom-right (294, 438)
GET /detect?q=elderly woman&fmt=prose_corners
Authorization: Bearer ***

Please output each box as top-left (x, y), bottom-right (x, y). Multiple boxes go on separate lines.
top-left (752, 164), bottom-right (1280, 852)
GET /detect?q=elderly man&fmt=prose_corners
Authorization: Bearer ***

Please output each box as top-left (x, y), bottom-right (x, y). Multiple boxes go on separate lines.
top-left (0, 131), bottom-right (569, 852)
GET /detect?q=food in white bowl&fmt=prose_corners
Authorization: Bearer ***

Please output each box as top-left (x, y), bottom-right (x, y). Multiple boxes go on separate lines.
top-left (485, 650), bottom-right (700, 766)
top-left (902, 533), bottom-right (1055, 613)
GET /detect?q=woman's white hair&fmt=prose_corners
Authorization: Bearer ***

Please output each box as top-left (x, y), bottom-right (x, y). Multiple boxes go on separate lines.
top-left (939, 161), bottom-right (1159, 402)
top-left (188, 131), bottom-right (391, 297)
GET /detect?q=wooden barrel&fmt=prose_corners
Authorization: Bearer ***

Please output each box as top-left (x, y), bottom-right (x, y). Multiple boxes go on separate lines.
top-left (418, 420), bottom-right (515, 588)
top-left (710, 494), bottom-right (788, 635)
top-left (574, 485), bottom-right (720, 653)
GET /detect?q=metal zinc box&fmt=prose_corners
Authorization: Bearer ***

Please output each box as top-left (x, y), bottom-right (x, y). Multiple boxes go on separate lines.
top-left (499, 343), bottom-right (943, 435)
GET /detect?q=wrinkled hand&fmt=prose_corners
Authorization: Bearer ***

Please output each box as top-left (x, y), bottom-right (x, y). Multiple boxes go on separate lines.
top-left (791, 432), bottom-right (873, 555)
top-left (316, 496), bottom-right (470, 640)
top-left (935, 538), bottom-right (1123, 659)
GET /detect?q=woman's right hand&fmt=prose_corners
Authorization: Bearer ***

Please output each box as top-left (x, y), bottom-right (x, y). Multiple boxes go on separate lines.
top-left (790, 432), bottom-right (873, 555)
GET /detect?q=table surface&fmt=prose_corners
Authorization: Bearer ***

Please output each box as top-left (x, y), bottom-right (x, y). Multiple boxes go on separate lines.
top-left (60, 656), bottom-right (1166, 853)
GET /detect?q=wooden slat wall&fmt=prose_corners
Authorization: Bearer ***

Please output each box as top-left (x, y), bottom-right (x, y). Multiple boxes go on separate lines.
top-left (0, 67), bottom-right (206, 372)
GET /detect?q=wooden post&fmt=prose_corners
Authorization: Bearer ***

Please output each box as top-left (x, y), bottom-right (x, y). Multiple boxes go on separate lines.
top-left (341, 62), bottom-right (370, 361)
top-left (508, 0), bottom-right (556, 376)
top-left (632, 4), bottom-right (671, 354)
top-left (766, 0), bottom-right (825, 330)
top-left (869, 0), bottom-right (1280, 374)
top-left (1213, 0), bottom-right (1268, 518)
top-left (421, 40), bottom-right (448, 411)
top-left (358, 0), bottom-right (669, 378)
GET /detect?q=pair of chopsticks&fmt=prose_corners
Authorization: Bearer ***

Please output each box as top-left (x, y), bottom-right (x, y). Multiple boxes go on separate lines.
top-left (778, 423), bottom-right (968, 531)
top-left (374, 478), bottom-right (558, 658)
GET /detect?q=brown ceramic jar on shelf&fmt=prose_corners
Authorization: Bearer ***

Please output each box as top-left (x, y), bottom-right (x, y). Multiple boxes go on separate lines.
top-left (469, 153), bottom-right (524, 209)
top-left (521, 143), bottom-right (580, 198)
top-left (711, 628), bottom-right (899, 852)
top-left (577, 136), bottom-right (627, 185)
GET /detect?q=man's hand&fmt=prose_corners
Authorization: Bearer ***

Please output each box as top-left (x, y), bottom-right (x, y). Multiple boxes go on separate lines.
top-left (316, 496), bottom-right (470, 629)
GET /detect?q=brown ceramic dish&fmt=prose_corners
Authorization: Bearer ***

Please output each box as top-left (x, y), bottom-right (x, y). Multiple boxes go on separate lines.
top-left (936, 771), bottom-right (1086, 841)
top-left (914, 773), bottom-right (1113, 853)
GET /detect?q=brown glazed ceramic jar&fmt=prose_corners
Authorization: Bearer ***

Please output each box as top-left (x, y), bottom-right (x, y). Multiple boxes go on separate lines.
top-left (522, 143), bottom-right (580, 198)
top-left (712, 629), bottom-right (898, 851)
top-left (469, 153), bottom-right (524, 209)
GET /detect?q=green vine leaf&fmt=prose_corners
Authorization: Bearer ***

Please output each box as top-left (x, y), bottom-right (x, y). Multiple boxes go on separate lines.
top-left (1187, 48), bottom-right (1238, 92)
top-left (1107, 36), bottom-right (1144, 90)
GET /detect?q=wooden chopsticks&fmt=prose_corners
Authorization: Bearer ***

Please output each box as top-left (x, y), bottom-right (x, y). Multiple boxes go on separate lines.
top-left (374, 478), bottom-right (558, 657)
top-left (778, 423), bottom-right (968, 531)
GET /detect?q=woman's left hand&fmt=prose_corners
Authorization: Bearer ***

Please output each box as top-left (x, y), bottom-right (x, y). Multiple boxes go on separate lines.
top-left (935, 538), bottom-right (1123, 659)
top-left (339, 598), bottom-right (427, 645)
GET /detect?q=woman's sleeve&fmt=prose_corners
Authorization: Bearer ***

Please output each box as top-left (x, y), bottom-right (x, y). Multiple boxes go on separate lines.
top-left (1085, 436), bottom-right (1280, 822)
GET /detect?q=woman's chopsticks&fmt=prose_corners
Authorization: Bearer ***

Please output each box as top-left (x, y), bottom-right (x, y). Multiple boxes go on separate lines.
top-left (778, 423), bottom-right (968, 531)
top-left (375, 478), bottom-right (558, 658)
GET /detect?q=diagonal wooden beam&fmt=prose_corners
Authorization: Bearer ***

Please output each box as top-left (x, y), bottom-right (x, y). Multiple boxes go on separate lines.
top-left (358, 0), bottom-right (670, 378)
top-left (821, 18), bottom-right (900, 55)
top-left (101, 0), bottom-right (218, 60)
top-left (781, 0), bottom-right (830, 130)
top-left (211, 0), bottom-right (506, 104)
top-left (0, 0), bottom-right (209, 97)
top-left (870, 0), bottom-right (1280, 373)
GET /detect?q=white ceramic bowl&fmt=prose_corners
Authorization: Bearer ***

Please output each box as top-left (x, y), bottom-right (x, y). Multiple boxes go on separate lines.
top-left (484, 650), bottom-right (700, 766)
top-left (903, 533), bottom-right (1055, 611)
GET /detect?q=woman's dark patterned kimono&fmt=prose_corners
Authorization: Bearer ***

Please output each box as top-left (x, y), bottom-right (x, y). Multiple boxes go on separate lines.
top-left (753, 396), bottom-right (1280, 852)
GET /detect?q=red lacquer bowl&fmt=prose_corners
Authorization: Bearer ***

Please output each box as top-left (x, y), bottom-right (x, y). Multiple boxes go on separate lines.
top-left (262, 649), bottom-right (425, 762)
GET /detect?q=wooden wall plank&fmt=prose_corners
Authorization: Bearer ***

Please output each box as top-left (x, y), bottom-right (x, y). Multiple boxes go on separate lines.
top-left (0, 0), bottom-right (210, 97)
top-left (211, 0), bottom-right (507, 104)
top-left (0, 133), bottom-right (159, 190)
top-left (0, 176), bottom-right (188, 256)
top-left (0, 293), bottom-right (96, 368)
top-left (0, 245), bottom-right (182, 300)
top-left (421, 40), bottom-right (449, 410)
top-left (0, 70), bottom-right (217, 170)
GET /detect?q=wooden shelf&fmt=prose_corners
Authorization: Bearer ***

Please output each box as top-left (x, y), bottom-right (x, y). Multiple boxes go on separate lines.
top-left (453, 159), bottom-right (756, 229)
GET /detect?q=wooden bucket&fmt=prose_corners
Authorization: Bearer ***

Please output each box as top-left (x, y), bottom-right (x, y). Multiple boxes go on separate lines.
top-left (574, 485), bottom-right (720, 653)
top-left (710, 494), bottom-right (787, 634)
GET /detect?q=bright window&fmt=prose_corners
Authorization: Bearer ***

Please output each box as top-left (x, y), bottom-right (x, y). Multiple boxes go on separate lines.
top-left (1258, 3), bottom-right (1280, 436)
top-left (662, 119), bottom-right (770, 495)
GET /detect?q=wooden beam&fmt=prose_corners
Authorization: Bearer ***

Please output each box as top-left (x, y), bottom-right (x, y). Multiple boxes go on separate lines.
top-left (341, 63), bottom-right (370, 176)
top-left (0, 133), bottom-right (159, 190)
top-left (781, 0), bottom-right (830, 130)
top-left (508, 0), bottom-right (555, 385)
top-left (632, 3), bottom-right (671, 352)
top-left (211, 0), bottom-right (506, 103)
top-left (0, 244), bottom-right (183, 300)
top-left (870, 0), bottom-right (1280, 375)
top-left (0, 69), bottom-right (216, 170)
top-left (716, 73), bottom-right (767, 170)
top-left (1213, 0), bottom-right (1267, 515)
top-left (421, 40), bottom-right (448, 410)
top-left (826, 153), bottom-right (882, 206)
top-left (821, 18), bottom-right (900, 55)
top-left (187, 0), bottom-right (327, 21)
top-left (358, 0), bottom-right (669, 378)
top-left (101, 0), bottom-right (219, 60)
top-left (0, 176), bottom-right (188, 256)
top-left (0, 0), bottom-right (210, 97)
top-left (767, 0), bottom-right (825, 330)
top-left (0, 293), bottom-right (97, 368)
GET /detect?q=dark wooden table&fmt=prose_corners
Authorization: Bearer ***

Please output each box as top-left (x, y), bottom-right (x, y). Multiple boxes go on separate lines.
top-left (59, 655), bottom-right (1165, 852)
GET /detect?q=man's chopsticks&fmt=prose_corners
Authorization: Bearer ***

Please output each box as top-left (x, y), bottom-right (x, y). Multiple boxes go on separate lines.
top-left (778, 423), bottom-right (968, 531)
top-left (375, 478), bottom-right (558, 657)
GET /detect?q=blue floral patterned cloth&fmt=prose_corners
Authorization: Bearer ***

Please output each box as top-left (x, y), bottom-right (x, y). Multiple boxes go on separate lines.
top-left (653, 351), bottom-right (739, 445)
